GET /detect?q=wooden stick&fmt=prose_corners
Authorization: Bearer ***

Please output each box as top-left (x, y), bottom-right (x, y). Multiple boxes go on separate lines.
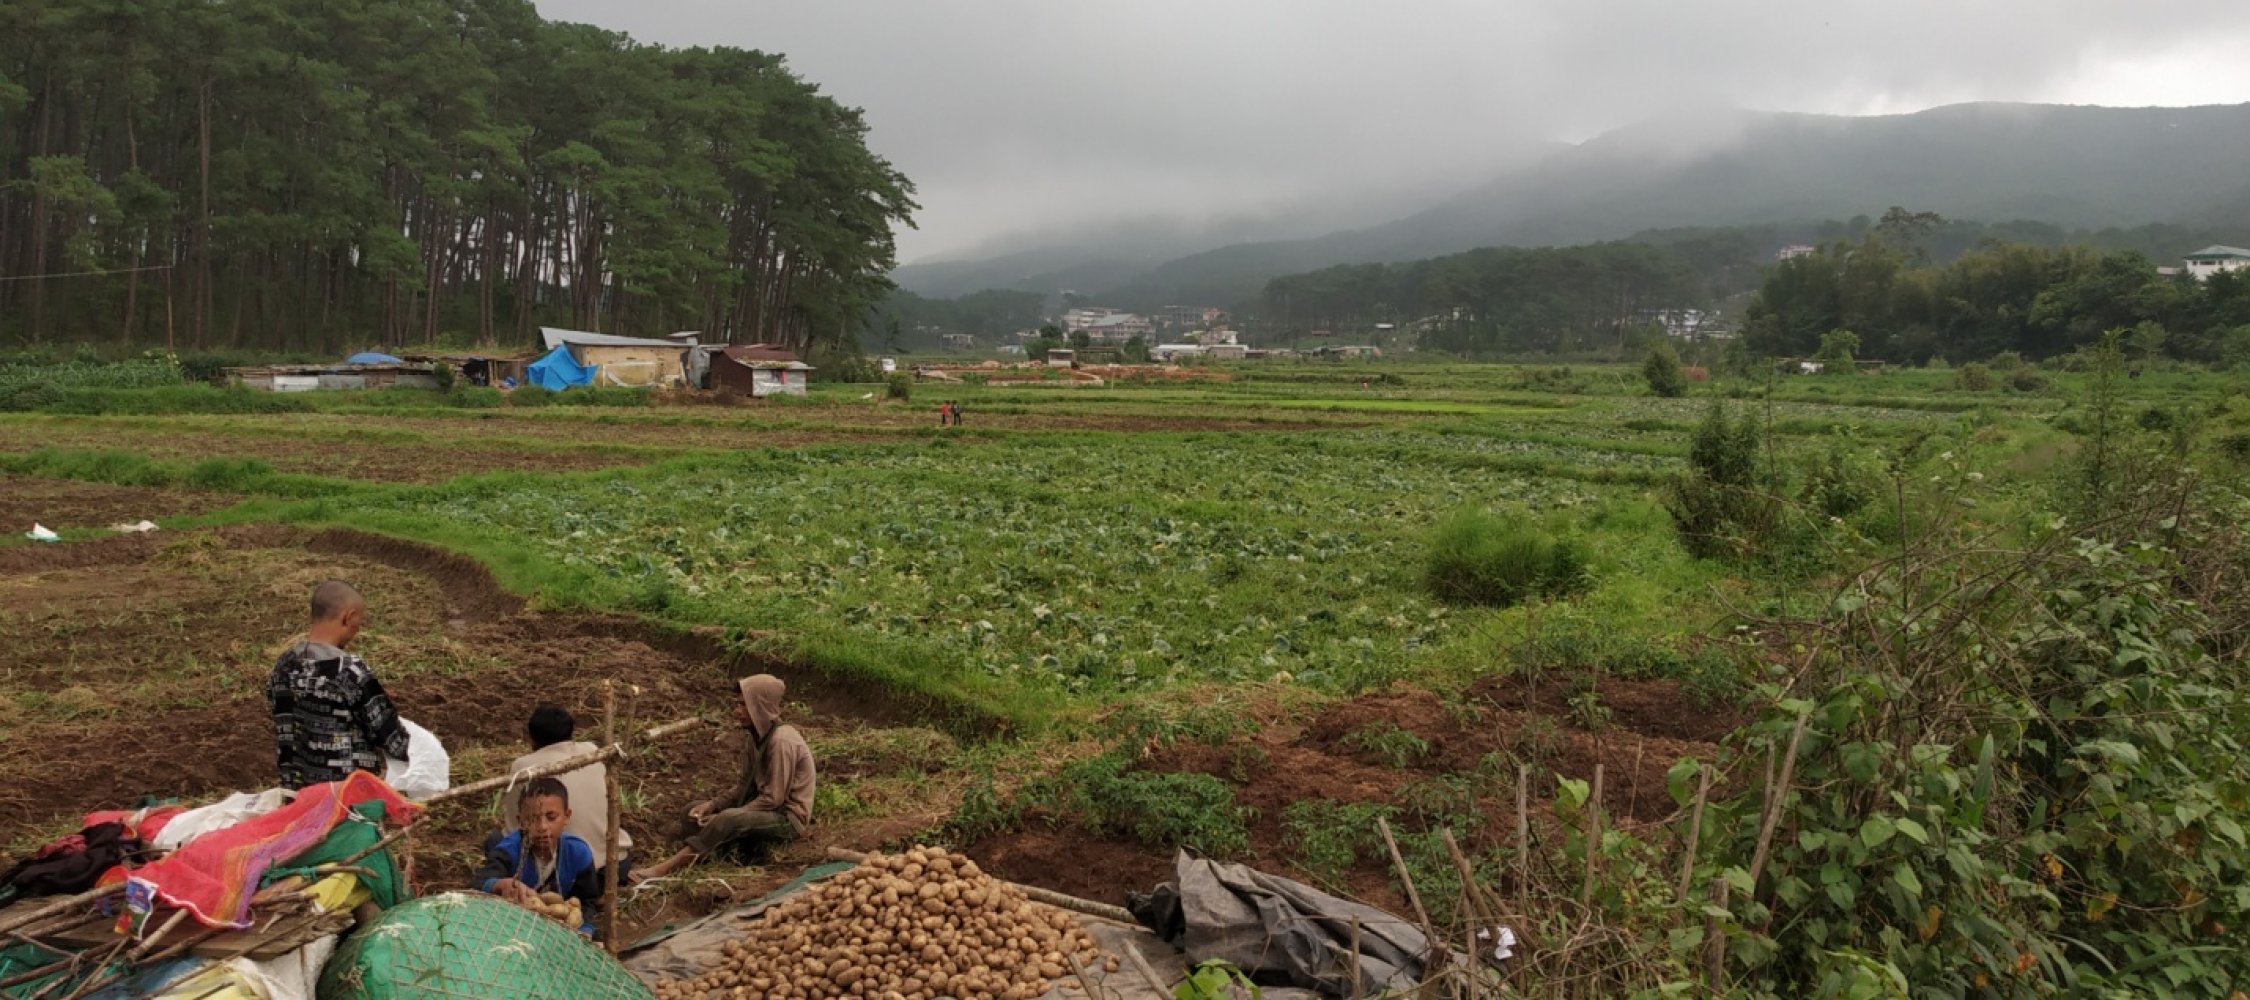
top-left (820, 848), bottom-right (1137, 924)
top-left (1747, 712), bottom-right (1811, 891)
top-left (421, 745), bottom-right (620, 806)
top-left (1064, 951), bottom-right (1107, 1000)
top-left (603, 680), bottom-right (623, 954)
top-left (0, 885), bottom-right (124, 938)
top-left (127, 908), bottom-right (191, 961)
top-left (1374, 815), bottom-right (1434, 937)
top-left (1579, 764), bottom-right (1604, 912)
top-left (1120, 941), bottom-right (1170, 995)
top-left (1124, 942), bottom-right (1172, 998)
top-left (1514, 764), bottom-right (1530, 901)
top-left (643, 716), bottom-right (705, 742)
top-left (1703, 876), bottom-right (1730, 994)
top-left (1676, 763), bottom-right (1712, 909)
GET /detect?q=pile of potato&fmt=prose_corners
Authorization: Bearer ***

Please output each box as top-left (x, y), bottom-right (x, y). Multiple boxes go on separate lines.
top-left (654, 846), bottom-right (1115, 1000)
top-left (522, 890), bottom-right (584, 929)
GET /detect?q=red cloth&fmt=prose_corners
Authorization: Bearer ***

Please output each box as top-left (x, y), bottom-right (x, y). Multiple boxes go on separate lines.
top-left (106, 772), bottom-right (419, 927)
top-left (82, 804), bottom-right (186, 845)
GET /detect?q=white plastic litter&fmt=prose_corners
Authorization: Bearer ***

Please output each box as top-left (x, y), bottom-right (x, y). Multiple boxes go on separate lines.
top-left (1478, 926), bottom-right (1517, 962)
top-left (111, 520), bottom-right (159, 533)
top-left (26, 523), bottom-right (60, 542)
top-left (383, 718), bottom-right (452, 800)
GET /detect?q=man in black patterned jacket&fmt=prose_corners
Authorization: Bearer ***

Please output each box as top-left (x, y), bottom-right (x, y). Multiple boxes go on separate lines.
top-left (266, 580), bottom-right (410, 789)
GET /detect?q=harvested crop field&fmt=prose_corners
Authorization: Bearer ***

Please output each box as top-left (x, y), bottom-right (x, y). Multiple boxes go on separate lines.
top-left (0, 526), bottom-right (974, 936)
top-left (0, 474), bottom-right (237, 532)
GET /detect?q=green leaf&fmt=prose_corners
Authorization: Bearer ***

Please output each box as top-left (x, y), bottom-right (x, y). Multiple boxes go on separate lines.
top-left (1556, 777), bottom-right (1590, 809)
top-left (1891, 864), bottom-right (1923, 898)
top-left (1860, 815), bottom-right (1897, 849)
top-left (1894, 817), bottom-right (1929, 844)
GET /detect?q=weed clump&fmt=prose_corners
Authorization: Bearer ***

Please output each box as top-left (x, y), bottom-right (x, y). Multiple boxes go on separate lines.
top-left (1421, 509), bottom-right (1590, 607)
top-left (1029, 752), bottom-right (1250, 857)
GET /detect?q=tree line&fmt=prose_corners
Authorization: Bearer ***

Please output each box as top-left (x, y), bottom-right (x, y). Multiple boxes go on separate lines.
top-left (869, 289), bottom-right (1044, 351)
top-left (1258, 242), bottom-right (1708, 355)
top-left (1742, 217), bottom-right (2250, 364)
top-left (0, 0), bottom-right (914, 355)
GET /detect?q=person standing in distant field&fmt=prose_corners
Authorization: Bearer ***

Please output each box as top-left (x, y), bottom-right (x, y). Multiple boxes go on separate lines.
top-left (950, 400), bottom-right (964, 426)
top-left (267, 581), bottom-right (410, 789)
top-left (937, 401), bottom-right (952, 427)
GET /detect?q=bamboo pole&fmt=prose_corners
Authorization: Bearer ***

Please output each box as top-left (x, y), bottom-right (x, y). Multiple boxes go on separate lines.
top-left (1579, 764), bottom-right (1604, 913)
top-left (602, 681), bottom-right (623, 953)
top-left (1676, 763), bottom-right (1712, 908)
top-left (1747, 712), bottom-right (1811, 891)
top-left (820, 848), bottom-right (1137, 924)
top-left (1513, 764), bottom-right (1530, 901)
top-left (1374, 816), bottom-right (1434, 937)
top-left (1703, 876), bottom-right (1730, 994)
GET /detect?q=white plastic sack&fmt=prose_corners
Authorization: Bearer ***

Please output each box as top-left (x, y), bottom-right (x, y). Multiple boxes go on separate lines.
top-left (384, 718), bottom-right (451, 800)
top-left (27, 523), bottom-right (60, 542)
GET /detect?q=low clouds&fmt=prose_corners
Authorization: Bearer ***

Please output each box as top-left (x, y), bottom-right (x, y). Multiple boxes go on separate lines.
top-left (538, 0), bottom-right (2250, 261)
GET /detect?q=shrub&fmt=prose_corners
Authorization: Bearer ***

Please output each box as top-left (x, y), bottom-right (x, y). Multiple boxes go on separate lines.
top-left (41, 385), bottom-right (311, 415)
top-left (508, 385), bottom-right (556, 407)
top-left (1421, 509), bottom-right (1592, 607)
top-left (0, 382), bottom-right (64, 412)
top-left (885, 372), bottom-right (913, 401)
top-left (2007, 368), bottom-right (2046, 392)
top-left (1642, 342), bottom-right (1687, 398)
top-left (1666, 398), bottom-right (1780, 561)
top-left (1028, 752), bottom-right (1249, 856)
top-left (555, 386), bottom-right (650, 407)
top-left (1954, 363), bottom-right (1995, 390)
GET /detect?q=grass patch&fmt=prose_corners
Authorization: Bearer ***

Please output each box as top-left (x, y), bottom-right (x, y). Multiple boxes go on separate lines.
top-left (1422, 509), bottom-right (1591, 607)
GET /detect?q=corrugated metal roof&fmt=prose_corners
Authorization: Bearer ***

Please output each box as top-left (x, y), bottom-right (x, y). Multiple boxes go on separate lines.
top-left (539, 326), bottom-right (697, 349)
top-left (2185, 245), bottom-right (2250, 260)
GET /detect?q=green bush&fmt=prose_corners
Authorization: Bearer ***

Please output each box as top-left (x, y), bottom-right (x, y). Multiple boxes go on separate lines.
top-left (40, 385), bottom-right (311, 415)
top-left (1421, 508), bottom-right (1592, 607)
top-left (555, 386), bottom-right (650, 407)
top-left (0, 382), bottom-right (64, 412)
top-left (1954, 362), bottom-right (1995, 391)
top-left (508, 385), bottom-right (556, 407)
top-left (1028, 751), bottom-right (1250, 856)
top-left (1642, 342), bottom-right (1687, 398)
top-left (2007, 368), bottom-right (2047, 392)
top-left (885, 372), bottom-right (913, 401)
top-left (0, 357), bottom-right (182, 392)
top-left (1665, 398), bottom-right (1780, 561)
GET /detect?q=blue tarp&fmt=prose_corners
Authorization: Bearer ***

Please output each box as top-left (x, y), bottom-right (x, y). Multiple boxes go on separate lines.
top-left (345, 351), bottom-right (404, 364)
top-left (526, 344), bottom-right (595, 390)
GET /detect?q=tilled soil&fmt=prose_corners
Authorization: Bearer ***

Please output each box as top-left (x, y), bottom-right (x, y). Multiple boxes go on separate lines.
top-left (0, 525), bottom-right (962, 939)
top-left (970, 679), bottom-right (1748, 911)
top-left (0, 475), bottom-right (237, 532)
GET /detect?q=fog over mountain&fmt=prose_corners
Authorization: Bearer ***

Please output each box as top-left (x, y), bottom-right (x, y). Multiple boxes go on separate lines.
top-left (537, 0), bottom-right (2250, 300)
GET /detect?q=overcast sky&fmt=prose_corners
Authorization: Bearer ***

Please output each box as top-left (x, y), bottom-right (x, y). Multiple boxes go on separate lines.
top-left (541, 1), bottom-right (2250, 263)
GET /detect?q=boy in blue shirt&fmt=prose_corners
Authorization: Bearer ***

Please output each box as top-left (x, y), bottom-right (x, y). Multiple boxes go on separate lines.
top-left (476, 777), bottom-right (605, 937)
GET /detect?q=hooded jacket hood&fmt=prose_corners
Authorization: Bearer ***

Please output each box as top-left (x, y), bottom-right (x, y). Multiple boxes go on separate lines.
top-left (739, 674), bottom-right (785, 740)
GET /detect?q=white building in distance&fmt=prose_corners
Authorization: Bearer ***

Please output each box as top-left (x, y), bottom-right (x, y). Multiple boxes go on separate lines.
top-left (2183, 245), bottom-right (2250, 281)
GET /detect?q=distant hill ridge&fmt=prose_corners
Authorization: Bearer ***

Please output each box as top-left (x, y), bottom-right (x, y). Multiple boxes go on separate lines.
top-left (896, 102), bottom-right (2250, 306)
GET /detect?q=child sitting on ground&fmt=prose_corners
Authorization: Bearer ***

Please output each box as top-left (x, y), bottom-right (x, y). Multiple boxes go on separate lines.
top-left (476, 777), bottom-right (605, 937)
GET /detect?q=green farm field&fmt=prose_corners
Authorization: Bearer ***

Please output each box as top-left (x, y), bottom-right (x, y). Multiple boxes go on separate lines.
top-left (6, 358), bottom-right (2250, 992)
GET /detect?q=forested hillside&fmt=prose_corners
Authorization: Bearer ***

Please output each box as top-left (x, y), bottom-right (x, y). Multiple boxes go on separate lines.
top-left (0, 0), bottom-right (915, 352)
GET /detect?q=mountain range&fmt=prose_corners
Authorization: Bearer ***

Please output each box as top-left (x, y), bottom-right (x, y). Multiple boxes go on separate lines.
top-left (892, 102), bottom-right (2250, 308)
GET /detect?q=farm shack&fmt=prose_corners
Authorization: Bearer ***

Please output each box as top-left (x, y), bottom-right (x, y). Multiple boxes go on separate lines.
top-left (538, 327), bottom-right (698, 387)
top-left (398, 350), bottom-right (534, 387)
top-left (709, 346), bottom-right (814, 397)
top-left (224, 362), bottom-right (441, 391)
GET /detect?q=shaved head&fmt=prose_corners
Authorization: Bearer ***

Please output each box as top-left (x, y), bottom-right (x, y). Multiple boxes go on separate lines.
top-left (310, 580), bottom-right (364, 623)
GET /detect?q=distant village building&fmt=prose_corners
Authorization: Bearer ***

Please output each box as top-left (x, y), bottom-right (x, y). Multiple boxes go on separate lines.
top-left (1156, 305), bottom-right (1226, 328)
top-left (940, 332), bottom-right (978, 351)
top-left (709, 346), bottom-right (812, 397)
top-left (1775, 244), bottom-right (1817, 261)
top-left (2183, 245), bottom-right (2250, 281)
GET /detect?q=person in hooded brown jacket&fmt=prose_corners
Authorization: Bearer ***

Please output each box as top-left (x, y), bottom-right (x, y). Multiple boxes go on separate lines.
top-left (632, 674), bottom-right (816, 881)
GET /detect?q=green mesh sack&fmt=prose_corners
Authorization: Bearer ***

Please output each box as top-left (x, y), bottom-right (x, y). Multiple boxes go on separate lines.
top-left (318, 892), bottom-right (651, 1000)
